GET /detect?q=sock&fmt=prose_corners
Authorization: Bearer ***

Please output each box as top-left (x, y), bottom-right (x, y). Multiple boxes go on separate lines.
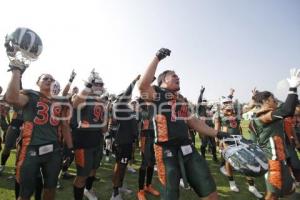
top-left (113, 187), bottom-right (119, 197)
top-left (212, 147), bottom-right (217, 158)
top-left (1, 152), bottom-right (10, 166)
top-left (220, 159), bottom-right (225, 167)
top-left (73, 186), bottom-right (84, 200)
top-left (34, 176), bottom-right (43, 200)
top-left (247, 179), bottom-right (255, 186)
top-left (146, 166), bottom-right (154, 186)
top-left (200, 146), bottom-right (206, 158)
top-left (138, 168), bottom-right (146, 190)
top-left (15, 180), bottom-right (20, 200)
top-left (85, 176), bottom-right (95, 190)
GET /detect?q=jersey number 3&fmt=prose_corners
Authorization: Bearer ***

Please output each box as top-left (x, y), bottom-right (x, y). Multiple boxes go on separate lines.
top-left (33, 102), bottom-right (60, 126)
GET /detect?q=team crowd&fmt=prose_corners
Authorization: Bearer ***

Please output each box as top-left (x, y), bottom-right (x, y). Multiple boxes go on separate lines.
top-left (0, 28), bottom-right (300, 200)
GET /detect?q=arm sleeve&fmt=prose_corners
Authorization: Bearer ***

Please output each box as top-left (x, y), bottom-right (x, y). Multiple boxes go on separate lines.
top-left (197, 91), bottom-right (204, 104)
top-left (272, 93), bottom-right (298, 119)
top-left (117, 79), bottom-right (137, 103)
top-left (260, 93), bottom-right (298, 123)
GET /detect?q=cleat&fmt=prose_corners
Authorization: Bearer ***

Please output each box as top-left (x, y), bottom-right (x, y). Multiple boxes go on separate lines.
top-left (229, 181), bottom-right (239, 192)
top-left (248, 185), bottom-right (263, 198)
top-left (144, 185), bottom-right (160, 196)
top-left (84, 188), bottom-right (98, 200)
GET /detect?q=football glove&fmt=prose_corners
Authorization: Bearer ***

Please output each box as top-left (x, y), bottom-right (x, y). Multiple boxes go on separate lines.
top-left (287, 68), bottom-right (300, 88)
top-left (156, 48), bottom-right (171, 61)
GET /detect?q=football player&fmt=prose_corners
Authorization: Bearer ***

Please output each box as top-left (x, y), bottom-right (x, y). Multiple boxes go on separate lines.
top-left (249, 68), bottom-right (300, 200)
top-left (110, 75), bottom-right (140, 200)
top-left (0, 106), bottom-right (23, 174)
top-left (197, 86), bottom-right (218, 162)
top-left (56, 70), bottom-right (77, 183)
top-left (215, 89), bottom-right (262, 198)
top-left (284, 115), bottom-right (300, 184)
top-left (5, 72), bottom-right (73, 200)
top-left (137, 98), bottom-right (160, 200)
top-left (71, 69), bottom-right (106, 200)
top-left (138, 48), bottom-right (228, 200)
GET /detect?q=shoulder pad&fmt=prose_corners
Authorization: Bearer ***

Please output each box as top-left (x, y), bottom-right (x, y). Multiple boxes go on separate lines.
top-left (52, 96), bottom-right (69, 104)
top-left (21, 89), bottom-right (39, 97)
top-left (153, 85), bottom-right (163, 93)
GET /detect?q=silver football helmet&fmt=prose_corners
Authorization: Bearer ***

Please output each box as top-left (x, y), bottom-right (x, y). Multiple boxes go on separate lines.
top-left (5, 27), bottom-right (43, 68)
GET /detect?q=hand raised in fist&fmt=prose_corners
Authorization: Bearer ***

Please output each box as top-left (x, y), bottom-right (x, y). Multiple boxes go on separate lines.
top-left (156, 48), bottom-right (171, 61)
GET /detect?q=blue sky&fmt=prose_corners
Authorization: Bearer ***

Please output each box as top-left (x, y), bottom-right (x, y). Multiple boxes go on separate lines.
top-left (0, 0), bottom-right (299, 103)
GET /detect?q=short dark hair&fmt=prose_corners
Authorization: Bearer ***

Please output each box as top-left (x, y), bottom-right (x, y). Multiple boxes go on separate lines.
top-left (36, 73), bottom-right (47, 84)
top-left (157, 70), bottom-right (174, 86)
top-left (252, 91), bottom-right (273, 104)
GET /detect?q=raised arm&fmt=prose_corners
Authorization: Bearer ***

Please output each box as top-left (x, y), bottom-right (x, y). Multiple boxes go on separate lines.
top-left (73, 70), bottom-right (94, 108)
top-left (228, 88), bottom-right (235, 99)
top-left (5, 70), bottom-right (28, 107)
top-left (117, 75), bottom-right (140, 103)
top-left (259, 69), bottom-right (300, 123)
top-left (197, 86), bottom-right (207, 117)
top-left (72, 87), bottom-right (92, 109)
top-left (139, 48), bottom-right (170, 101)
top-left (62, 70), bottom-right (77, 97)
top-left (197, 86), bottom-right (205, 104)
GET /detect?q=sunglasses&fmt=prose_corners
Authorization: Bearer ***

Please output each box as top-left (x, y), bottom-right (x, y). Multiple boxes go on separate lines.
top-left (42, 77), bottom-right (55, 82)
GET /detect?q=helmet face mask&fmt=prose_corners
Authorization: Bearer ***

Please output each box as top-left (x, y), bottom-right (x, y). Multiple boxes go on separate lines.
top-left (50, 81), bottom-right (61, 96)
top-left (92, 86), bottom-right (106, 96)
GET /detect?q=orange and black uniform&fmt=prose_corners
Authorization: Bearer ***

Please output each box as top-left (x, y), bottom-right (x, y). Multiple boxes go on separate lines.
top-left (284, 117), bottom-right (300, 182)
top-left (111, 79), bottom-right (138, 192)
top-left (0, 101), bottom-right (10, 143)
top-left (138, 102), bottom-right (156, 190)
top-left (197, 91), bottom-right (217, 161)
top-left (71, 97), bottom-right (105, 176)
top-left (249, 92), bottom-right (298, 196)
top-left (16, 90), bottom-right (63, 198)
top-left (152, 86), bottom-right (216, 200)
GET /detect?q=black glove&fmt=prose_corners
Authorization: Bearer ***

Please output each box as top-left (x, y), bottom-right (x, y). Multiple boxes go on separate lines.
top-left (200, 86), bottom-right (205, 94)
top-left (69, 70), bottom-right (76, 83)
top-left (8, 60), bottom-right (28, 74)
top-left (216, 131), bottom-right (229, 140)
top-left (156, 48), bottom-right (171, 61)
top-left (65, 147), bottom-right (75, 161)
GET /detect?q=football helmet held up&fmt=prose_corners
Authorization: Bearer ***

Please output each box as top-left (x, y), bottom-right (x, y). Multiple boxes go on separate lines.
top-left (5, 27), bottom-right (43, 61)
top-left (222, 135), bottom-right (268, 177)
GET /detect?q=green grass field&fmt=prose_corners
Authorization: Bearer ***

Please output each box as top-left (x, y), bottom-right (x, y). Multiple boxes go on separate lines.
top-left (0, 121), bottom-right (299, 200)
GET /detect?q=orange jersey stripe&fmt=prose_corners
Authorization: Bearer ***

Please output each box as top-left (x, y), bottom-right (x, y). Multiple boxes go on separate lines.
top-left (155, 115), bottom-right (169, 143)
top-left (273, 136), bottom-right (286, 161)
top-left (284, 117), bottom-right (295, 142)
top-left (268, 160), bottom-right (282, 189)
top-left (16, 122), bottom-right (33, 183)
top-left (143, 120), bottom-right (150, 130)
top-left (75, 149), bottom-right (85, 168)
top-left (140, 136), bottom-right (146, 154)
top-left (154, 145), bottom-right (166, 186)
